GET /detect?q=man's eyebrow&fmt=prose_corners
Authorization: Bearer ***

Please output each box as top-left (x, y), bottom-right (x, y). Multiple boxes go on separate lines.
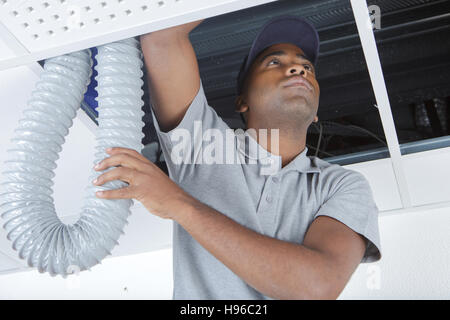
top-left (258, 50), bottom-right (311, 64)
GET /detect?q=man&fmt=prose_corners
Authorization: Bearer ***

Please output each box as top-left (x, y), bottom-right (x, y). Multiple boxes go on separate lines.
top-left (92, 15), bottom-right (382, 299)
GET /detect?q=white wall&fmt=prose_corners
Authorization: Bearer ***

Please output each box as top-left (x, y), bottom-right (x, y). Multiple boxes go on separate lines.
top-left (0, 248), bottom-right (173, 299)
top-left (0, 205), bottom-right (448, 299)
top-left (340, 206), bottom-right (450, 299)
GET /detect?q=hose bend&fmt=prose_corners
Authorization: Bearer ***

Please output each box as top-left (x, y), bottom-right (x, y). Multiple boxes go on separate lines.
top-left (0, 38), bottom-right (145, 277)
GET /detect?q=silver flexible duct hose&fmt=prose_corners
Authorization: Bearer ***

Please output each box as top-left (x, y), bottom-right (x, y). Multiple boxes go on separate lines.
top-left (0, 38), bottom-right (145, 277)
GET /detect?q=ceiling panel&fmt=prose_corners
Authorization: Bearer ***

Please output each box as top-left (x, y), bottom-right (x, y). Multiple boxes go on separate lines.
top-left (0, 0), bottom-right (276, 70)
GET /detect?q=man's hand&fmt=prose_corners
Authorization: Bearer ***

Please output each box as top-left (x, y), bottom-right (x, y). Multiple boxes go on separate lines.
top-left (140, 19), bottom-right (204, 40)
top-left (92, 147), bottom-right (192, 219)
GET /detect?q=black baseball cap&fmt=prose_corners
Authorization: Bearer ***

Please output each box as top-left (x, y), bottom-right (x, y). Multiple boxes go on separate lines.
top-left (236, 15), bottom-right (320, 96)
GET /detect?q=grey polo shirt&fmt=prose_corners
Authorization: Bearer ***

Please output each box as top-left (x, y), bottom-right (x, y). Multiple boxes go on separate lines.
top-left (151, 79), bottom-right (382, 300)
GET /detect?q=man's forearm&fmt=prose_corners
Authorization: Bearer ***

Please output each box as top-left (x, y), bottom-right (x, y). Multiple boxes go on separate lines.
top-left (173, 197), bottom-right (334, 300)
top-left (140, 19), bottom-right (203, 43)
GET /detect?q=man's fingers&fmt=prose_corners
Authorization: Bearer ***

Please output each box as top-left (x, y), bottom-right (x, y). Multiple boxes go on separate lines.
top-left (105, 147), bottom-right (151, 164)
top-left (95, 152), bottom-right (149, 172)
top-left (96, 186), bottom-right (134, 200)
top-left (93, 167), bottom-right (135, 185)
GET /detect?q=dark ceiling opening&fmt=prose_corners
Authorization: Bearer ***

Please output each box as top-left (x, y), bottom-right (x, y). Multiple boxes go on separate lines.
top-left (143, 0), bottom-right (450, 165)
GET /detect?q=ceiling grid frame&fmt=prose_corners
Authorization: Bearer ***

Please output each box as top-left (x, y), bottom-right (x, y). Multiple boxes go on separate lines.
top-left (350, 0), bottom-right (412, 209)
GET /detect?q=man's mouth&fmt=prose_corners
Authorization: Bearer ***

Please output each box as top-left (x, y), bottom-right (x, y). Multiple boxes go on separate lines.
top-left (282, 76), bottom-right (313, 91)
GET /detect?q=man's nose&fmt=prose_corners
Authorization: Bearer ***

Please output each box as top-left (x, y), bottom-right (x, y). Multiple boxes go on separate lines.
top-left (287, 64), bottom-right (308, 77)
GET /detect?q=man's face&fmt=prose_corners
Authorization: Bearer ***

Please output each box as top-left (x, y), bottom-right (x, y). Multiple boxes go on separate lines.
top-left (237, 43), bottom-right (320, 129)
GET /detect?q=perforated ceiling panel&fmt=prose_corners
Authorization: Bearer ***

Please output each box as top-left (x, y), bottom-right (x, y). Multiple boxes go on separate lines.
top-left (0, 0), bottom-right (276, 69)
top-left (1, 0), bottom-right (185, 51)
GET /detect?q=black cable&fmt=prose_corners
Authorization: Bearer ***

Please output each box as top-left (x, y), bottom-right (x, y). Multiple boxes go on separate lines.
top-left (320, 120), bottom-right (388, 147)
top-left (157, 141), bottom-right (164, 163)
top-left (306, 144), bottom-right (335, 157)
top-left (322, 134), bottom-right (334, 152)
top-left (345, 124), bottom-right (387, 147)
top-left (314, 122), bottom-right (323, 157)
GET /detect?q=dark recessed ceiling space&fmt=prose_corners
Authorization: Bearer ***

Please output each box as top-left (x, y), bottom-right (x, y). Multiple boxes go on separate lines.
top-left (142, 0), bottom-right (450, 164)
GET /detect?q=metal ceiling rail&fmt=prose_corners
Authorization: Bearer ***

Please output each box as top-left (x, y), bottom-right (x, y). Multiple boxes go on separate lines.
top-left (350, 0), bottom-right (412, 208)
top-left (319, 12), bottom-right (450, 50)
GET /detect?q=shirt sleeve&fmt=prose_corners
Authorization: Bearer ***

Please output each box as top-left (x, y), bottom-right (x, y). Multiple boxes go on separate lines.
top-left (150, 78), bottom-right (231, 181)
top-left (313, 169), bottom-right (382, 263)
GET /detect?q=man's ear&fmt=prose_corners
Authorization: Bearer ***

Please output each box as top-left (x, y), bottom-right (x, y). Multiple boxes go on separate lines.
top-left (313, 115), bottom-right (319, 123)
top-left (235, 95), bottom-right (249, 113)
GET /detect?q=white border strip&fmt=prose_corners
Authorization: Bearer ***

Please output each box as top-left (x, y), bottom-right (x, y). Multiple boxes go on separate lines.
top-left (350, 0), bottom-right (412, 208)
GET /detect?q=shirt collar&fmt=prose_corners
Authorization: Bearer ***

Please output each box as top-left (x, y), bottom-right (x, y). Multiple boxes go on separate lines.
top-left (285, 146), bottom-right (321, 173)
top-left (236, 130), bottom-right (321, 174)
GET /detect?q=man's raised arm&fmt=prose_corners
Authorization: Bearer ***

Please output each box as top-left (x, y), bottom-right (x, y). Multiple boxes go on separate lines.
top-left (140, 20), bottom-right (204, 132)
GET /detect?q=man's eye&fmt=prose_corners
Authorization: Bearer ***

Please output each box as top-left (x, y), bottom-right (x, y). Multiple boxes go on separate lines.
top-left (304, 64), bottom-right (312, 71)
top-left (267, 59), bottom-right (280, 66)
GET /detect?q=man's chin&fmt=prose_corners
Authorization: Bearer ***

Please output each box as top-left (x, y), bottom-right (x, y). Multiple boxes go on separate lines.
top-left (282, 96), bottom-right (315, 112)
top-left (272, 107), bottom-right (315, 125)
top-left (282, 91), bottom-right (311, 104)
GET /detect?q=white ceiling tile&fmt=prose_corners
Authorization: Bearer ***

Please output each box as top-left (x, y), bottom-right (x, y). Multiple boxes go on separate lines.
top-left (344, 158), bottom-right (403, 212)
top-left (403, 147), bottom-right (450, 206)
top-left (0, 0), bottom-right (277, 70)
